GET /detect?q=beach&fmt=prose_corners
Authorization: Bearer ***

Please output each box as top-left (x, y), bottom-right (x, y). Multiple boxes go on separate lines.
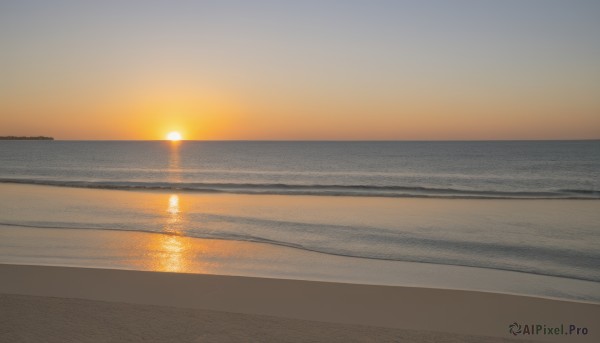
top-left (1, 141), bottom-right (599, 341)
top-left (1, 218), bottom-right (599, 342)
top-left (3, 264), bottom-right (598, 342)
top-left (2, 0), bottom-right (600, 340)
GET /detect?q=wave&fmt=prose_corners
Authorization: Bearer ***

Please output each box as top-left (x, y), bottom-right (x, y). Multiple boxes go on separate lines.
top-left (0, 178), bottom-right (598, 199)
top-left (2, 220), bottom-right (599, 283)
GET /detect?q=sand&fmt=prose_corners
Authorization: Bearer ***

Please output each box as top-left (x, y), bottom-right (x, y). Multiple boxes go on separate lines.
top-left (2, 294), bottom-right (519, 343)
top-left (2, 264), bottom-right (598, 342)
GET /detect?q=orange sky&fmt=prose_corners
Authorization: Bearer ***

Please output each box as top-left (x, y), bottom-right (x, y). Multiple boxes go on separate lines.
top-left (1, 1), bottom-right (599, 140)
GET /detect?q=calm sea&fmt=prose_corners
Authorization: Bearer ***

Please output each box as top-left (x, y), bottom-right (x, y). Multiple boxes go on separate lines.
top-left (0, 141), bottom-right (599, 285)
top-left (0, 140), bottom-right (599, 198)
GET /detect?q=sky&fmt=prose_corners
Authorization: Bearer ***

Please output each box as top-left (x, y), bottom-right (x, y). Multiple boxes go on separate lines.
top-left (1, 0), bottom-right (599, 140)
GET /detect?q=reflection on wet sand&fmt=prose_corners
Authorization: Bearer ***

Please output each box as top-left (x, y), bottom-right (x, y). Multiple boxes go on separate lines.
top-left (155, 193), bottom-right (185, 272)
top-left (153, 234), bottom-right (188, 272)
top-left (146, 230), bottom-right (265, 274)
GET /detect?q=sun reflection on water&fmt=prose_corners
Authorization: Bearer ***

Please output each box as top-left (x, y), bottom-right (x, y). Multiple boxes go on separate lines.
top-left (142, 142), bottom-right (246, 273)
top-left (168, 140), bottom-right (181, 183)
top-left (165, 194), bottom-right (181, 232)
top-left (154, 193), bottom-right (186, 272)
top-left (153, 142), bottom-right (187, 271)
top-left (140, 191), bottom-right (264, 274)
top-left (168, 194), bottom-right (179, 214)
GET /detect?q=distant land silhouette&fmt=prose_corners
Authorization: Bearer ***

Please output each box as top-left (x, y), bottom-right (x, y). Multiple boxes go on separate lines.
top-left (0, 136), bottom-right (54, 140)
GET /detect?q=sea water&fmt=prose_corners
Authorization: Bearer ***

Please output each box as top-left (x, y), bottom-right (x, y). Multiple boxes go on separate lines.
top-left (0, 141), bottom-right (599, 287)
top-left (1, 140), bottom-right (599, 198)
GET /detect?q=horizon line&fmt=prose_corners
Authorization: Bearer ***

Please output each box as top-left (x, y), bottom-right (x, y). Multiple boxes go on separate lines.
top-left (5, 138), bottom-right (599, 142)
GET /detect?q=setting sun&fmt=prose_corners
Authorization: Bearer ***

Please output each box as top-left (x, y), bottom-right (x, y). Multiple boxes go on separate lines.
top-left (166, 132), bottom-right (182, 141)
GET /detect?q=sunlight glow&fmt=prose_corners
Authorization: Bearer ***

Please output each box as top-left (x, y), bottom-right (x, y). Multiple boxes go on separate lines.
top-left (166, 131), bottom-right (182, 141)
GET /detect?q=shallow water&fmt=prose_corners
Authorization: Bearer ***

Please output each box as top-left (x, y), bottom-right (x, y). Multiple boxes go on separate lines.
top-left (2, 224), bottom-right (600, 303)
top-left (1, 184), bottom-right (598, 284)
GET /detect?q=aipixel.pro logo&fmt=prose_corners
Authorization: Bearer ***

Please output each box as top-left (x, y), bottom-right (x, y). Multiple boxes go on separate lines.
top-left (509, 322), bottom-right (588, 336)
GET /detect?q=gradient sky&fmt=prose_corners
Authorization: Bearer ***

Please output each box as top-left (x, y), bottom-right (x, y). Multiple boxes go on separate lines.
top-left (1, 0), bottom-right (599, 140)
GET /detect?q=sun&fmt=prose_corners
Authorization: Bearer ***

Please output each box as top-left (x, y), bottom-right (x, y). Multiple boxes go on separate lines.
top-left (166, 131), bottom-right (182, 141)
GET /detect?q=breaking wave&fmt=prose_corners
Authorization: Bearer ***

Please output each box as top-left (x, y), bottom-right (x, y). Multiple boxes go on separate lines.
top-left (1, 178), bottom-right (598, 199)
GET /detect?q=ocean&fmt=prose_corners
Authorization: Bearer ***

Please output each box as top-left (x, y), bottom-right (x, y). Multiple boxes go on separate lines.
top-left (0, 140), bottom-right (599, 297)
top-left (1, 140), bottom-right (599, 199)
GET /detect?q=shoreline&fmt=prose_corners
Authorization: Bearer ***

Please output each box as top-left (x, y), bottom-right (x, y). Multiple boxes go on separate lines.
top-left (1, 183), bottom-right (599, 288)
top-left (3, 220), bottom-right (598, 286)
top-left (2, 223), bottom-right (599, 304)
top-left (2, 263), bottom-right (598, 342)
